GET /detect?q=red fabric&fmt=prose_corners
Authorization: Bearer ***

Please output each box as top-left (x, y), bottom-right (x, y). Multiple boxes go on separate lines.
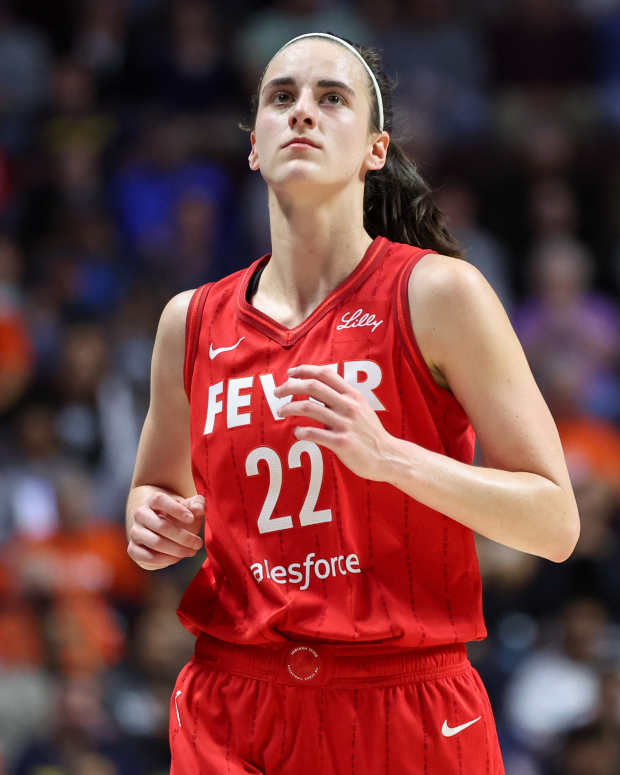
top-left (169, 640), bottom-right (504, 774)
top-left (178, 236), bottom-right (486, 649)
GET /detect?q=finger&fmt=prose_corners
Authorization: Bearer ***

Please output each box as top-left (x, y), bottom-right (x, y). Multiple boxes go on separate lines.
top-left (277, 400), bottom-right (343, 429)
top-left (130, 524), bottom-right (200, 559)
top-left (183, 495), bottom-right (206, 518)
top-left (274, 377), bottom-right (347, 409)
top-left (149, 492), bottom-right (194, 524)
top-left (137, 508), bottom-right (203, 550)
top-left (292, 425), bottom-right (340, 451)
top-left (128, 541), bottom-right (181, 570)
top-left (287, 365), bottom-right (351, 394)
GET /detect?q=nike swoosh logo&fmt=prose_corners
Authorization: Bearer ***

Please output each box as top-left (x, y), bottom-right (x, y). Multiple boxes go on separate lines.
top-left (209, 337), bottom-right (245, 360)
top-left (441, 716), bottom-right (481, 737)
top-left (174, 690), bottom-right (182, 727)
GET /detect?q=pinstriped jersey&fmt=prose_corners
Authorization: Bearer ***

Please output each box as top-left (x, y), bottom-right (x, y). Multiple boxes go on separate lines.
top-left (178, 236), bottom-right (486, 650)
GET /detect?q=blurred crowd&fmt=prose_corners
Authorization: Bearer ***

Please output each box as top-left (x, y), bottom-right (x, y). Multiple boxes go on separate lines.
top-left (0, 0), bottom-right (618, 773)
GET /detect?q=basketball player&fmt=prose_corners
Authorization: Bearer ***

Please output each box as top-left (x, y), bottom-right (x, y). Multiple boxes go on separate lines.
top-left (126, 33), bottom-right (580, 774)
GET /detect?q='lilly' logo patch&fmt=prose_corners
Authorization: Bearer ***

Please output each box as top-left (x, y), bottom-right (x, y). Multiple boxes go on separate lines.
top-left (337, 308), bottom-right (384, 333)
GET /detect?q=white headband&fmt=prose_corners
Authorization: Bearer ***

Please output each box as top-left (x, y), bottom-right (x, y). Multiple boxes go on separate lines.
top-left (275, 32), bottom-right (384, 132)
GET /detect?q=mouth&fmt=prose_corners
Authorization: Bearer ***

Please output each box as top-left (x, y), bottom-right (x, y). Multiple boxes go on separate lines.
top-left (282, 138), bottom-right (320, 149)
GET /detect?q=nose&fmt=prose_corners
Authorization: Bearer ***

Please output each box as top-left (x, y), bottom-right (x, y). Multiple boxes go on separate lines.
top-left (289, 87), bottom-right (316, 129)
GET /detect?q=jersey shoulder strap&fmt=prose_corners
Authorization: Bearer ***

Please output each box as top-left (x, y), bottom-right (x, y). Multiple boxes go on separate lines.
top-left (184, 283), bottom-right (213, 399)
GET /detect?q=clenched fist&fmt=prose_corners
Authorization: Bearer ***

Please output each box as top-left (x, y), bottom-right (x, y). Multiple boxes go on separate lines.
top-left (127, 492), bottom-right (205, 570)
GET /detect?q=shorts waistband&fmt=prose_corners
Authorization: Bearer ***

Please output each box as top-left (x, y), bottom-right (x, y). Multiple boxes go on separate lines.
top-left (194, 634), bottom-right (469, 688)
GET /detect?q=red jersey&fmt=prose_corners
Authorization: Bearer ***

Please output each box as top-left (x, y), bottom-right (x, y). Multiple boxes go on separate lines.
top-left (178, 236), bottom-right (486, 650)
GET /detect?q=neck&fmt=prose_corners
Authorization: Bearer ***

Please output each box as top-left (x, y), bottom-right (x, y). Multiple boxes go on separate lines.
top-left (257, 186), bottom-right (373, 321)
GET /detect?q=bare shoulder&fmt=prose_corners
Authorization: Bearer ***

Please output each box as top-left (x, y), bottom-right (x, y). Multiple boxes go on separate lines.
top-left (407, 253), bottom-right (486, 388)
top-left (159, 289), bottom-right (195, 334)
top-left (151, 289), bottom-right (196, 393)
top-left (408, 252), bottom-right (488, 322)
top-left (155, 289), bottom-right (195, 350)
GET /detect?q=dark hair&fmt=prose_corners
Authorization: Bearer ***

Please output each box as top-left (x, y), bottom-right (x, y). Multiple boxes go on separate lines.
top-left (240, 34), bottom-right (462, 258)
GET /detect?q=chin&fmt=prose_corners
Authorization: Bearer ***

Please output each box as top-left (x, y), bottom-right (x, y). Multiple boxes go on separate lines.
top-left (269, 166), bottom-right (345, 191)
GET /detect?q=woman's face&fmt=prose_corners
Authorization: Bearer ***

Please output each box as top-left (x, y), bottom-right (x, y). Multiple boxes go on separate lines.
top-left (249, 38), bottom-right (387, 200)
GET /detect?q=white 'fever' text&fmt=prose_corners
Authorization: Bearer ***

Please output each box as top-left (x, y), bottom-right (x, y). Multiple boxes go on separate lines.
top-left (203, 360), bottom-right (386, 435)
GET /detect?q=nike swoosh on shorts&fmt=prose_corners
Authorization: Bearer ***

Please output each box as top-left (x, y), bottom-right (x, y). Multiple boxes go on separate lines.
top-left (441, 716), bottom-right (482, 737)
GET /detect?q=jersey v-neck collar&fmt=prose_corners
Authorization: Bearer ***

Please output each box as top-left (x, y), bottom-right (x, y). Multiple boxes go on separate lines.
top-left (236, 235), bottom-right (391, 347)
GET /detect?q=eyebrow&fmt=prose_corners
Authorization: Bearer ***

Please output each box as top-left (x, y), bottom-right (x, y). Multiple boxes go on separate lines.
top-left (261, 77), bottom-right (356, 98)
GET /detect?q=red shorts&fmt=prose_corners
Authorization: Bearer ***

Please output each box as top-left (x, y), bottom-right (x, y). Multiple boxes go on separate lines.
top-left (170, 635), bottom-right (504, 774)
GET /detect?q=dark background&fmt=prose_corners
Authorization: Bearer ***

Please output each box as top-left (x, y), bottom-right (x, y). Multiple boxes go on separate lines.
top-left (0, 1), bottom-right (618, 773)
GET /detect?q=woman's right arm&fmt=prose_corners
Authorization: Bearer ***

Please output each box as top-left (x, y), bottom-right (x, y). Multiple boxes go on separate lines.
top-left (126, 290), bottom-right (205, 571)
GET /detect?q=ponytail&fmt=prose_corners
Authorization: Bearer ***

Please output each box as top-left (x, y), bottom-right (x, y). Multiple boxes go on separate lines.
top-left (354, 40), bottom-right (462, 258)
top-left (364, 140), bottom-right (462, 257)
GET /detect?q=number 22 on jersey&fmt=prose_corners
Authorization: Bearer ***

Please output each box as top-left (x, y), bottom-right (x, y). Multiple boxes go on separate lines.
top-left (245, 441), bottom-right (332, 534)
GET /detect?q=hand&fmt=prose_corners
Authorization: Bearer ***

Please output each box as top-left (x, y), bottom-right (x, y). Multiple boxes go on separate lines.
top-left (273, 364), bottom-right (394, 482)
top-left (127, 492), bottom-right (205, 571)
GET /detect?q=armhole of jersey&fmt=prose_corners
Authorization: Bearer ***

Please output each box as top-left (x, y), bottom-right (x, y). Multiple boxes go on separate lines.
top-left (184, 283), bottom-right (213, 401)
top-left (394, 250), bottom-right (447, 404)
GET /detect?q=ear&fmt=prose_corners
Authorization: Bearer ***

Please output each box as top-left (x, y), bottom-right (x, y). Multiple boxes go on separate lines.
top-left (365, 131), bottom-right (389, 173)
top-left (248, 131), bottom-right (260, 171)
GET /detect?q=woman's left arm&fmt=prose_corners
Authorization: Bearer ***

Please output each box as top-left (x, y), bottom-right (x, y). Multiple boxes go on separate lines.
top-left (275, 255), bottom-right (580, 563)
top-left (388, 254), bottom-right (580, 563)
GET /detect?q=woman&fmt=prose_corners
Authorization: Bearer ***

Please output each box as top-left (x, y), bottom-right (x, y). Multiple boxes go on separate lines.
top-left (126, 32), bottom-right (580, 774)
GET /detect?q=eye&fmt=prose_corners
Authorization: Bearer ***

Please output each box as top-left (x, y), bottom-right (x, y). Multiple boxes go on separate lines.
top-left (323, 93), bottom-right (345, 105)
top-left (272, 91), bottom-right (292, 104)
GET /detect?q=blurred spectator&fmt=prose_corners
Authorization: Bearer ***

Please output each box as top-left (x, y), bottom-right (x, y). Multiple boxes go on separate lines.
top-left (593, 5), bottom-right (620, 125)
top-left (0, 3), bottom-right (50, 152)
top-left (2, 468), bottom-right (146, 601)
top-left (39, 58), bottom-right (117, 212)
top-left (150, 0), bottom-right (244, 112)
top-left (110, 282), bottom-right (164, 420)
top-left (559, 417), bottom-right (620, 497)
top-left (0, 664), bottom-right (55, 768)
top-left (0, 468), bottom-right (147, 670)
top-left (66, 209), bottom-right (128, 316)
top-left (514, 116), bottom-right (579, 178)
top-left (373, 0), bottom-right (489, 145)
top-left (502, 597), bottom-right (609, 754)
top-left (0, 146), bottom-right (13, 216)
top-left (528, 177), bottom-right (579, 240)
top-left (597, 664), bottom-right (620, 735)
top-left (474, 538), bottom-right (540, 632)
top-left (109, 576), bottom-right (194, 740)
top-left (514, 236), bottom-right (620, 422)
top-left (11, 672), bottom-right (138, 775)
top-left (166, 192), bottom-right (221, 289)
top-left (22, 209), bottom-right (128, 344)
top-left (72, 0), bottom-right (129, 102)
top-left (0, 234), bottom-right (33, 412)
top-left (235, 0), bottom-right (369, 89)
top-left (554, 722), bottom-right (620, 775)
top-left (0, 400), bottom-right (68, 541)
top-left (516, 421), bottom-right (620, 633)
top-left (104, 576), bottom-right (196, 772)
top-left (50, 322), bottom-right (140, 514)
top-left (488, 0), bottom-right (594, 90)
top-left (434, 180), bottom-right (513, 311)
top-left (240, 170), bottom-right (270, 259)
top-left (110, 114), bottom-right (242, 283)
